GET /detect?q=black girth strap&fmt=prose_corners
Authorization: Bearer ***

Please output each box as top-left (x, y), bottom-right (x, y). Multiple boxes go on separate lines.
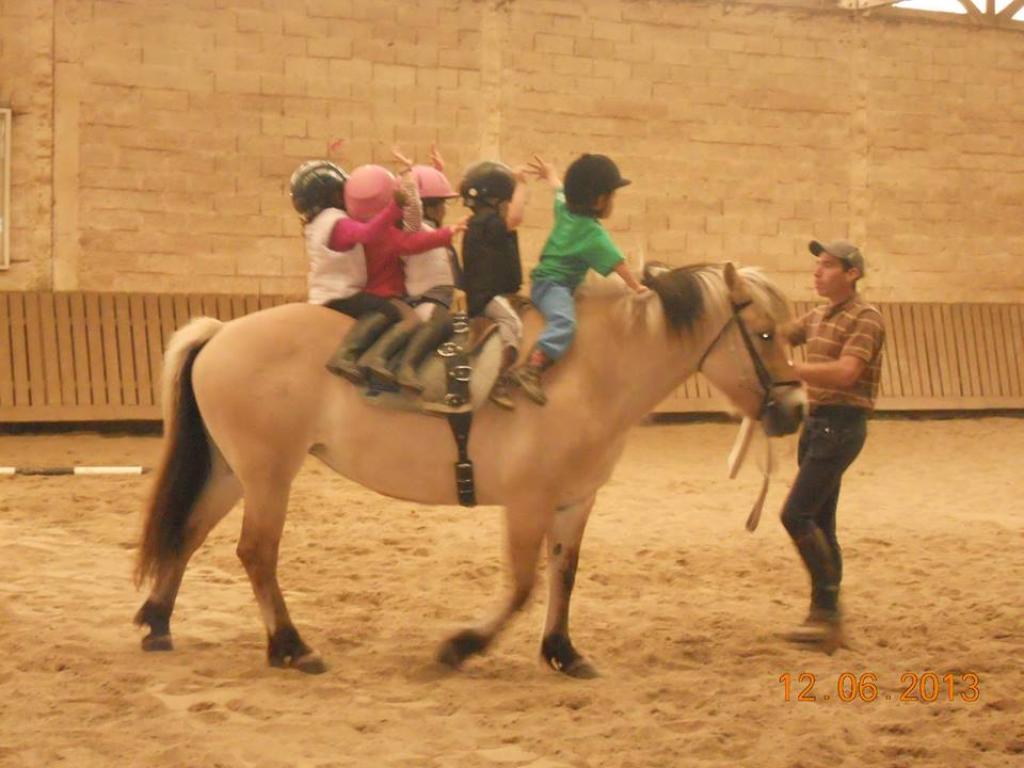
top-left (447, 411), bottom-right (476, 507)
top-left (442, 308), bottom-right (476, 506)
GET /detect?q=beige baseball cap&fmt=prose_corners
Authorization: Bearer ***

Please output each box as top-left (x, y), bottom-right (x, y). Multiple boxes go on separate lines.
top-left (809, 239), bottom-right (866, 275)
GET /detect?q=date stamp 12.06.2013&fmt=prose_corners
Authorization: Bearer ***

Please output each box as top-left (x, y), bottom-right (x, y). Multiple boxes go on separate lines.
top-left (779, 672), bottom-right (980, 703)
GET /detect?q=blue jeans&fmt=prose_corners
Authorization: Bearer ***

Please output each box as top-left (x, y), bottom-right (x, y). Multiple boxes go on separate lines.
top-left (531, 280), bottom-right (576, 360)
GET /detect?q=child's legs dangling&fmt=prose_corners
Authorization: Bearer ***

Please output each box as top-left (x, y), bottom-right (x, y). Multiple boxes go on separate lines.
top-left (485, 295), bottom-right (524, 359)
top-left (532, 281), bottom-right (576, 361)
top-left (324, 293), bottom-right (403, 382)
top-left (484, 295), bottom-right (524, 410)
top-left (515, 281), bottom-right (575, 405)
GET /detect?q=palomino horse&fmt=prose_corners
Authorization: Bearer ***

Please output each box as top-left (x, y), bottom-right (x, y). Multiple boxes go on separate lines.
top-left (135, 262), bottom-right (804, 676)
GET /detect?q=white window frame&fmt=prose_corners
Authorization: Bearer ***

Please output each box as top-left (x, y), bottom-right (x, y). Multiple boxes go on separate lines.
top-left (0, 108), bottom-right (10, 270)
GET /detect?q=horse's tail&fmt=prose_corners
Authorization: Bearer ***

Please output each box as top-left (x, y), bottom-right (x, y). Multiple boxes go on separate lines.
top-left (135, 317), bottom-right (224, 587)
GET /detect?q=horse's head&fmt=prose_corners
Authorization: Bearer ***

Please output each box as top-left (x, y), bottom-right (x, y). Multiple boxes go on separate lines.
top-left (645, 261), bottom-right (805, 436)
top-left (704, 263), bottom-right (804, 435)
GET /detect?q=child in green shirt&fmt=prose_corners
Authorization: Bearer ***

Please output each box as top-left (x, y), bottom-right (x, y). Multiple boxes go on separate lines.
top-left (513, 153), bottom-right (648, 405)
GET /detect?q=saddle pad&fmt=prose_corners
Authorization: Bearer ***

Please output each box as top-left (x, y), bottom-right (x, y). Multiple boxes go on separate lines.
top-left (359, 327), bottom-right (504, 416)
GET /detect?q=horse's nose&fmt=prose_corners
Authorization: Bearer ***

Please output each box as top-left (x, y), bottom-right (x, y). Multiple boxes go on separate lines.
top-left (762, 392), bottom-right (804, 437)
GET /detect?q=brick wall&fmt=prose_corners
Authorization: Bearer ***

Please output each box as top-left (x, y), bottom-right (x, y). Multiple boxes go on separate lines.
top-left (1, 0), bottom-right (1023, 302)
top-left (0, 0), bottom-right (54, 289)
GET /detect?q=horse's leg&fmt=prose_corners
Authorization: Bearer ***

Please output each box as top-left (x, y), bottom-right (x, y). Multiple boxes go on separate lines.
top-left (135, 454), bottom-right (242, 651)
top-left (436, 498), bottom-right (551, 669)
top-left (540, 493), bottom-right (599, 678)
top-left (235, 476), bottom-right (325, 674)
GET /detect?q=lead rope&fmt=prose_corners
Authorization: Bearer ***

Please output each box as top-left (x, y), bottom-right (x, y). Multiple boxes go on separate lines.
top-left (727, 417), bottom-right (774, 533)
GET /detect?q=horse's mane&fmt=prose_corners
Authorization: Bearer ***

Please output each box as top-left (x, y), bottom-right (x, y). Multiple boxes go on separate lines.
top-left (643, 263), bottom-right (791, 333)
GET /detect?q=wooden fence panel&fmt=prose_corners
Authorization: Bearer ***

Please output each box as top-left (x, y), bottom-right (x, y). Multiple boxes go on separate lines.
top-left (0, 294), bottom-right (14, 406)
top-left (2, 293), bottom-right (1022, 421)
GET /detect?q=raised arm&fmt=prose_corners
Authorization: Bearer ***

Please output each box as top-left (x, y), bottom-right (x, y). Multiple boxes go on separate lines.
top-left (504, 166), bottom-right (529, 231)
top-left (391, 146), bottom-right (423, 232)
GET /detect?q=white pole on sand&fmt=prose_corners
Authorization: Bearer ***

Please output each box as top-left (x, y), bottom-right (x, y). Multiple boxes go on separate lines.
top-left (0, 466), bottom-right (148, 476)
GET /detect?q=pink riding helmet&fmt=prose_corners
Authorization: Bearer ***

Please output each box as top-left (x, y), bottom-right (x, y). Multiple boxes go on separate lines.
top-left (411, 165), bottom-right (458, 200)
top-left (344, 165), bottom-right (397, 222)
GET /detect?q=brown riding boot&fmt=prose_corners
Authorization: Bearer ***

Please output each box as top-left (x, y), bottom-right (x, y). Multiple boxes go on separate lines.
top-left (511, 347), bottom-right (552, 406)
top-left (326, 313), bottom-right (394, 383)
top-left (489, 346), bottom-right (519, 410)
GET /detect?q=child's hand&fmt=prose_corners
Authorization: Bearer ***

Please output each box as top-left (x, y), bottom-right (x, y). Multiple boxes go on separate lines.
top-left (430, 144), bottom-right (445, 172)
top-left (449, 216), bottom-right (470, 236)
top-left (527, 155), bottom-right (560, 187)
top-left (391, 146), bottom-right (414, 174)
top-left (512, 165), bottom-right (530, 184)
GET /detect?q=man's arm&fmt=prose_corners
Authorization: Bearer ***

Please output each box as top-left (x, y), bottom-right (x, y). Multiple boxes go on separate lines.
top-left (793, 356), bottom-right (866, 389)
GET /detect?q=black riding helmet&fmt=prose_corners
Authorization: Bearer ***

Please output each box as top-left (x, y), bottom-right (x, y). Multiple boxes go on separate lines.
top-left (564, 153), bottom-right (630, 216)
top-left (289, 160), bottom-right (348, 223)
top-left (459, 161), bottom-right (516, 209)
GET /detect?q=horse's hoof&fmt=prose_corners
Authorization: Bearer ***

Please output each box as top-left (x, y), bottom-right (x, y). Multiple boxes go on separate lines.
top-left (436, 642), bottom-right (463, 670)
top-left (436, 629), bottom-right (489, 669)
top-left (540, 634), bottom-right (597, 678)
top-left (270, 651), bottom-right (327, 674)
top-left (779, 625), bottom-right (848, 654)
top-left (141, 633), bottom-right (173, 652)
top-left (292, 651), bottom-right (327, 674)
top-left (562, 658), bottom-right (600, 679)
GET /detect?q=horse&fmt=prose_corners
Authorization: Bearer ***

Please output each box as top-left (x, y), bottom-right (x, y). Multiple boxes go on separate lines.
top-left (134, 262), bottom-right (805, 676)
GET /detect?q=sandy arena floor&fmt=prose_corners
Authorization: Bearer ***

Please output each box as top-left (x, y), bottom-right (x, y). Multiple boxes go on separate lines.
top-left (0, 417), bottom-right (1021, 768)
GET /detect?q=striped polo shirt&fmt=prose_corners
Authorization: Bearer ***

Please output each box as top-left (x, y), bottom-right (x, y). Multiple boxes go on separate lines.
top-left (791, 294), bottom-right (885, 411)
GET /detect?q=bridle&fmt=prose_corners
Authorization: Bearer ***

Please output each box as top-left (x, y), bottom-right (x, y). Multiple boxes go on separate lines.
top-left (696, 299), bottom-right (801, 416)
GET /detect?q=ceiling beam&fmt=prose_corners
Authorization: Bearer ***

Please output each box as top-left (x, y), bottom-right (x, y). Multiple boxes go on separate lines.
top-left (998, 0), bottom-right (1024, 19)
top-left (958, 0), bottom-right (984, 19)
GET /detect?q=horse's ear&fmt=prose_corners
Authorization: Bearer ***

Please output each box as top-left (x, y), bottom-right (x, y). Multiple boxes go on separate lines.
top-left (723, 262), bottom-right (751, 303)
top-left (643, 260), bottom-right (671, 285)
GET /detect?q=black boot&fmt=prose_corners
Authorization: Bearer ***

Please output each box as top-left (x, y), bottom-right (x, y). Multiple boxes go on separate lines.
top-left (326, 313), bottom-right (394, 383)
top-left (804, 540), bottom-right (842, 625)
top-left (395, 310), bottom-right (453, 393)
top-left (793, 528), bottom-right (841, 626)
top-left (781, 527), bottom-right (847, 652)
top-left (358, 320), bottom-right (417, 385)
